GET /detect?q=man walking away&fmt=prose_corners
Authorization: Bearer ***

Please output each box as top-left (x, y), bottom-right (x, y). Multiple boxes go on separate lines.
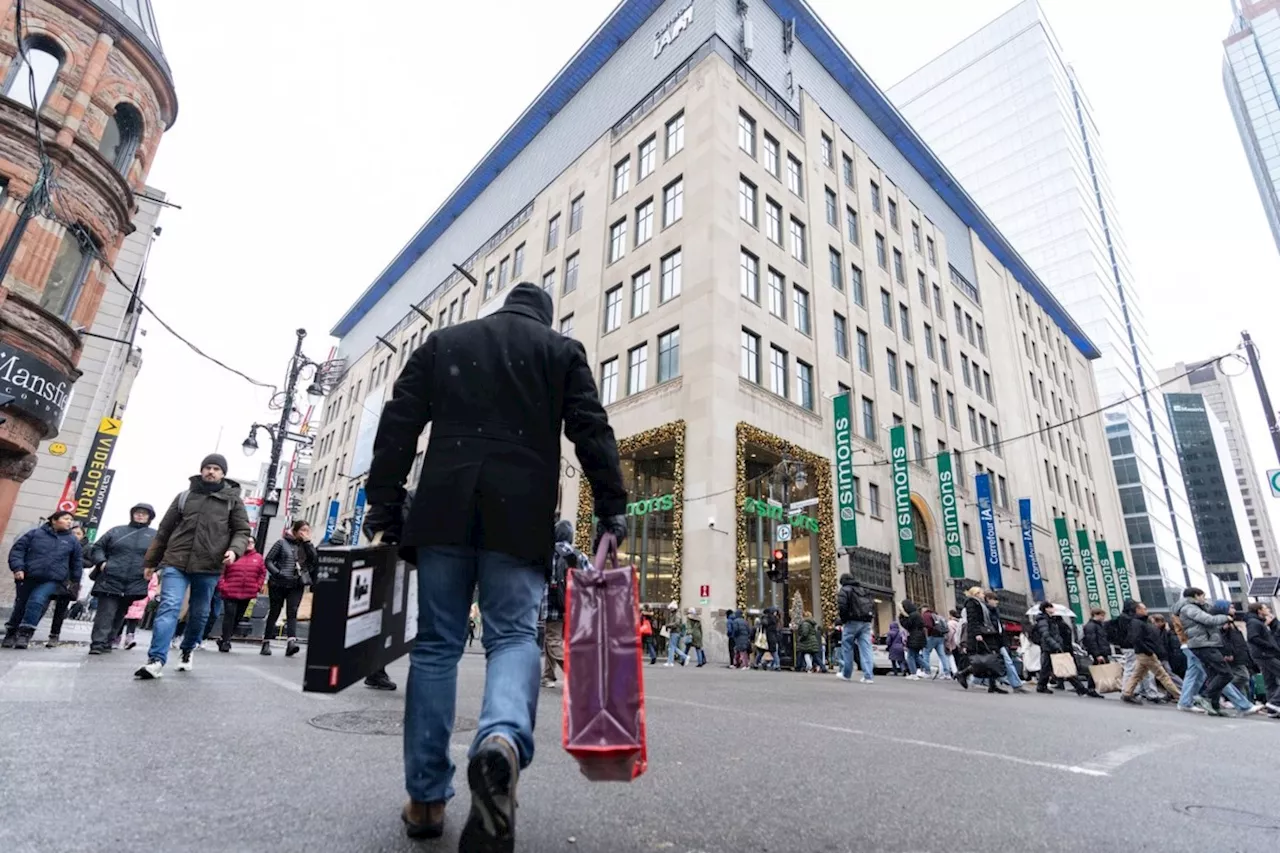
top-left (1171, 588), bottom-right (1234, 715)
top-left (135, 454), bottom-right (250, 679)
top-left (1032, 602), bottom-right (1090, 696)
top-left (1082, 608), bottom-right (1111, 666)
top-left (1245, 603), bottom-right (1280, 717)
top-left (837, 572), bottom-right (875, 683)
top-left (1121, 604), bottom-right (1180, 704)
top-left (541, 519), bottom-right (574, 688)
top-left (362, 282), bottom-right (626, 848)
top-left (87, 504), bottom-right (156, 654)
top-left (3, 511), bottom-right (83, 649)
top-left (922, 606), bottom-right (952, 679)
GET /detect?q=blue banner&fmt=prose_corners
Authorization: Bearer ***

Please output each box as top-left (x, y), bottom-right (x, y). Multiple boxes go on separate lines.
top-left (975, 473), bottom-right (1003, 589)
top-left (351, 488), bottom-right (367, 547)
top-left (323, 500), bottom-right (340, 543)
top-left (1019, 498), bottom-right (1045, 602)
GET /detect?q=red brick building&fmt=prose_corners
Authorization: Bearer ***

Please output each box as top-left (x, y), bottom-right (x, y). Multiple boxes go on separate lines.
top-left (0, 0), bottom-right (176, 548)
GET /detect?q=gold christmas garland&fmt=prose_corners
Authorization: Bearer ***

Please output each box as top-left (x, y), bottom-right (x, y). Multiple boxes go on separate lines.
top-left (735, 422), bottom-right (838, 626)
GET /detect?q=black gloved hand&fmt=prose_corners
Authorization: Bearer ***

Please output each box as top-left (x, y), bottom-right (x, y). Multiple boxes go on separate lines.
top-left (594, 514), bottom-right (627, 552)
top-left (363, 503), bottom-right (404, 546)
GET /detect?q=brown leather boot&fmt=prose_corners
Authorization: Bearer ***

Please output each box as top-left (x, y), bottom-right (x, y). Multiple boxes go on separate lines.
top-left (401, 800), bottom-right (445, 839)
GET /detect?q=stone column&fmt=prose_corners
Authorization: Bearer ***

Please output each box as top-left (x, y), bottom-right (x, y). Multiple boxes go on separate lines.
top-left (54, 31), bottom-right (114, 150)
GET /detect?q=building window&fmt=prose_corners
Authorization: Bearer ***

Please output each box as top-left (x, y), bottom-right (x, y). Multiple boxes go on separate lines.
top-left (870, 180), bottom-right (881, 214)
top-left (887, 349), bottom-right (900, 392)
top-left (741, 329), bottom-right (761, 383)
top-left (631, 268), bottom-right (651, 318)
top-left (961, 354), bottom-right (972, 388)
top-left (828, 247), bottom-right (843, 291)
top-left (793, 286), bottom-right (810, 336)
top-left (875, 232), bottom-right (887, 269)
top-left (851, 264), bottom-right (864, 306)
top-left (939, 335), bottom-right (951, 371)
top-left (99, 103), bottom-right (143, 174)
top-left (42, 225), bottom-right (96, 319)
top-left (613, 156), bottom-right (631, 199)
top-left (483, 268), bottom-right (496, 299)
top-left (569, 194), bottom-right (584, 234)
top-left (665, 111), bottom-right (685, 157)
top-left (770, 345), bottom-right (789, 397)
top-left (917, 270), bottom-right (928, 303)
top-left (899, 303), bottom-right (911, 341)
top-left (789, 217), bottom-right (807, 263)
top-left (976, 323), bottom-right (986, 354)
top-left (820, 133), bottom-right (833, 167)
top-left (541, 269), bottom-right (555, 292)
top-left (635, 198), bottom-right (654, 246)
top-left (824, 187), bottom-right (838, 226)
top-left (765, 197), bottom-right (782, 244)
top-left (546, 214), bottom-right (560, 251)
top-left (846, 206), bottom-right (859, 243)
top-left (983, 371), bottom-right (994, 403)
top-left (739, 177), bottom-right (758, 225)
top-left (947, 390), bottom-right (958, 427)
top-left (660, 249), bottom-right (682, 301)
top-left (912, 426), bottom-right (924, 462)
top-left (498, 256), bottom-right (511, 289)
top-left (560, 314), bottom-right (574, 336)
top-left (3, 37), bottom-right (62, 111)
top-left (842, 153), bottom-right (854, 187)
top-left (600, 358), bottom-right (619, 405)
top-left (869, 483), bottom-right (882, 517)
top-left (738, 110), bottom-right (757, 156)
top-left (609, 219), bottom-right (627, 263)
top-left (933, 283), bottom-right (943, 314)
top-left (512, 243), bottom-right (526, 278)
top-left (740, 249), bottom-right (760, 302)
top-left (603, 285), bottom-right (622, 332)
top-left (905, 362), bottom-right (918, 403)
top-left (767, 268), bottom-right (786, 319)
top-left (968, 406), bottom-right (979, 442)
top-left (564, 252), bottom-right (579, 294)
top-left (663, 177), bottom-right (684, 226)
top-left (627, 344), bottom-right (649, 395)
top-left (857, 328), bottom-right (870, 373)
top-left (880, 289), bottom-right (893, 328)
top-left (924, 324), bottom-right (935, 360)
top-left (638, 135), bottom-right (656, 180)
top-left (797, 360), bottom-right (815, 410)
top-left (927, 236), bottom-right (936, 266)
top-left (887, 198), bottom-right (899, 231)
top-left (764, 133), bottom-right (780, 177)
top-left (862, 397), bottom-right (876, 441)
top-left (893, 249), bottom-right (904, 283)
top-left (787, 154), bottom-right (804, 197)
top-left (657, 328), bottom-right (681, 382)
top-left (834, 312), bottom-right (849, 360)
top-left (930, 380), bottom-right (941, 419)
top-left (911, 221), bottom-right (922, 252)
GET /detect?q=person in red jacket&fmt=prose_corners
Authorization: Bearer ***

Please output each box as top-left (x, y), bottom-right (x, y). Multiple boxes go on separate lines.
top-left (215, 538), bottom-right (266, 652)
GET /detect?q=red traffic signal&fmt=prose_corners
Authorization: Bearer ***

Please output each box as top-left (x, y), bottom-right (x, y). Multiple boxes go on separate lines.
top-left (773, 549), bottom-right (784, 561)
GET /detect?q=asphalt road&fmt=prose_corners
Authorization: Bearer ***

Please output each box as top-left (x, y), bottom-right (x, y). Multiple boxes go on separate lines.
top-left (2, 633), bottom-right (1279, 852)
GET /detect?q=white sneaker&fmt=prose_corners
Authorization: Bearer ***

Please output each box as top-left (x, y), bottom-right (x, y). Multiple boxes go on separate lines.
top-left (860, 675), bottom-right (873, 683)
top-left (134, 660), bottom-right (163, 680)
top-left (662, 662), bottom-right (673, 667)
top-left (837, 673), bottom-right (852, 681)
top-left (1238, 703), bottom-right (1264, 717)
top-left (1178, 705), bottom-right (1207, 715)
top-left (176, 649), bottom-right (194, 672)
top-left (1266, 702), bottom-right (1280, 714)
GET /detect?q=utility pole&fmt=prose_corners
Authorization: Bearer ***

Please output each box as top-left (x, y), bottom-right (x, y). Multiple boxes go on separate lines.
top-left (256, 329), bottom-right (306, 552)
top-left (1241, 330), bottom-right (1280, 466)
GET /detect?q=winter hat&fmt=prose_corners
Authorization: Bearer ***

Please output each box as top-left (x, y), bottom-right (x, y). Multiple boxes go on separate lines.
top-left (201, 453), bottom-right (229, 474)
top-left (686, 607), bottom-right (698, 617)
top-left (130, 503), bottom-right (155, 522)
top-left (1212, 599), bottom-right (1233, 615)
top-left (668, 600), bottom-right (678, 611)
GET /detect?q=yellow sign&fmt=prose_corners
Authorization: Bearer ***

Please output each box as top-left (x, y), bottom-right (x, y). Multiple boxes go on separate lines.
top-left (97, 417), bottom-right (122, 436)
top-left (72, 417), bottom-right (123, 521)
top-left (48, 442), bottom-right (67, 456)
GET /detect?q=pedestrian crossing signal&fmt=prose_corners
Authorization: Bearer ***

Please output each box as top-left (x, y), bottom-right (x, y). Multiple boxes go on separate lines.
top-left (767, 549), bottom-right (788, 583)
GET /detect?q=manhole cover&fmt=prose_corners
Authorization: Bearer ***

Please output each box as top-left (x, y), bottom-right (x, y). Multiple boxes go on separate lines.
top-left (1175, 804), bottom-right (1280, 831)
top-left (309, 711), bottom-right (478, 736)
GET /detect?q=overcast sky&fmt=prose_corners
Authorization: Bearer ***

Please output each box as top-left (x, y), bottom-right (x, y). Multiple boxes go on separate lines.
top-left (102, 0), bottom-right (1280, 546)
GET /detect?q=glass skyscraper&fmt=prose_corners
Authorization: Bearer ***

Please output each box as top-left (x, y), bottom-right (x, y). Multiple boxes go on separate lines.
top-left (890, 0), bottom-right (1208, 606)
top-left (1224, 0), bottom-right (1280, 256)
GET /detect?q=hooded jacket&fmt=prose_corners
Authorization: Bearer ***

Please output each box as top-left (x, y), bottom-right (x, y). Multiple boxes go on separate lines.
top-left (144, 476), bottom-right (251, 575)
top-left (1221, 618), bottom-right (1253, 669)
top-left (900, 600), bottom-right (927, 650)
top-left (218, 547), bottom-right (267, 601)
top-left (1033, 612), bottom-right (1067, 654)
top-left (1126, 614), bottom-right (1164, 656)
top-left (796, 617), bottom-right (821, 654)
top-left (886, 623), bottom-right (906, 659)
top-left (1082, 618), bottom-right (1110, 659)
top-left (7, 523), bottom-right (84, 584)
top-left (836, 573), bottom-right (874, 623)
top-left (88, 504), bottom-right (156, 598)
top-left (730, 611), bottom-right (752, 652)
top-left (545, 519), bottom-right (576, 623)
top-left (1170, 596), bottom-right (1229, 649)
top-left (1246, 612), bottom-right (1280, 660)
top-left (265, 532), bottom-right (317, 589)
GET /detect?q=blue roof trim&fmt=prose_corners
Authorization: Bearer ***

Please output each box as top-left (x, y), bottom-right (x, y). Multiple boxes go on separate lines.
top-left (331, 0), bottom-right (667, 337)
top-left (763, 0), bottom-right (1101, 360)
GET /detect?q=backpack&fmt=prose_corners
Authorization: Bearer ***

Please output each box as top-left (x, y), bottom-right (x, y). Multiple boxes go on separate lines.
top-left (839, 584), bottom-right (874, 623)
top-left (927, 612), bottom-right (948, 638)
top-left (1106, 612), bottom-right (1131, 647)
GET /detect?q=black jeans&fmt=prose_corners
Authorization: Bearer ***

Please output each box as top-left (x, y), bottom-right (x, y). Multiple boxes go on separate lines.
top-left (1037, 650), bottom-right (1086, 693)
top-left (90, 595), bottom-right (131, 648)
top-left (1259, 656), bottom-right (1280, 705)
top-left (1195, 646), bottom-right (1234, 706)
top-left (265, 584), bottom-right (304, 640)
top-left (221, 599), bottom-right (251, 643)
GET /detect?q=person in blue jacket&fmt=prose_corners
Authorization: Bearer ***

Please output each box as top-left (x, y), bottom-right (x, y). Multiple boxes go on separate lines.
top-left (3, 510), bottom-right (85, 649)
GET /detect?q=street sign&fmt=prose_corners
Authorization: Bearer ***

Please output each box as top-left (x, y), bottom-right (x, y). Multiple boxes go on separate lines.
top-left (776, 524), bottom-right (792, 542)
top-left (1269, 469), bottom-right (1280, 498)
top-left (699, 584), bottom-right (710, 598)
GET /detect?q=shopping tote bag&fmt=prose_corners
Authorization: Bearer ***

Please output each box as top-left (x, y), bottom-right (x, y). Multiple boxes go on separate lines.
top-left (562, 533), bottom-right (648, 782)
top-left (1089, 661), bottom-right (1123, 694)
top-left (1049, 652), bottom-right (1078, 679)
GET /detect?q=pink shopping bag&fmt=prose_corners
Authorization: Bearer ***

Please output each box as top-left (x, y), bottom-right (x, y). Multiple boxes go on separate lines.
top-left (561, 533), bottom-right (648, 782)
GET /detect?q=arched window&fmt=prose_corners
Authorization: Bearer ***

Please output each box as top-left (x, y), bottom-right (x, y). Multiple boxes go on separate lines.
top-left (3, 37), bottom-right (64, 111)
top-left (99, 103), bottom-right (143, 174)
top-left (41, 224), bottom-right (99, 320)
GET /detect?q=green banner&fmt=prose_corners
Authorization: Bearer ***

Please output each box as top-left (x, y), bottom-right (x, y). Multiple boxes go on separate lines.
top-left (832, 392), bottom-right (858, 548)
top-left (936, 451), bottom-right (964, 578)
top-left (1076, 529), bottom-right (1102, 613)
top-left (1113, 550), bottom-right (1133, 602)
top-left (1096, 539), bottom-right (1120, 617)
top-left (890, 424), bottom-right (916, 564)
top-left (1054, 518), bottom-right (1083, 623)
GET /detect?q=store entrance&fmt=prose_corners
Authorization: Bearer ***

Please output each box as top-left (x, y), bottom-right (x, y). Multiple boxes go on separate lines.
top-left (621, 439), bottom-right (678, 607)
top-left (903, 504), bottom-right (938, 611)
top-left (740, 444), bottom-right (820, 625)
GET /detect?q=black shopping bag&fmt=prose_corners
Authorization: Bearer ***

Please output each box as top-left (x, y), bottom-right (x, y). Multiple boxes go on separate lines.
top-left (302, 542), bottom-right (417, 693)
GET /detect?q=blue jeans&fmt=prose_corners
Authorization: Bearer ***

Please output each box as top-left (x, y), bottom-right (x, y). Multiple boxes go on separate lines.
top-left (667, 632), bottom-right (688, 664)
top-left (147, 567), bottom-right (219, 665)
top-left (924, 636), bottom-right (952, 676)
top-left (1179, 648), bottom-right (1205, 709)
top-left (405, 546), bottom-right (543, 805)
top-left (905, 647), bottom-right (928, 675)
top-left (1000, 647), bottom-right (1023, 689)
top-left (841, 621), bottom-right (874, 680)
top-left (9, 579), bottom-right (60, 630)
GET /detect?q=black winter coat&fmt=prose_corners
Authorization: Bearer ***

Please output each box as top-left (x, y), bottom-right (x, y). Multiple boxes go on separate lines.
top-left (901, 601), bottom-right (927, 650)
top-left (1246, 613), bottom-right (1280, 660)
top-left (365, 284), bottom-right (626, 566)
top-left (731, 616), bottom-right (752, 652)
top-left (1033, 614), bottom-right (1065, 653)
top-left (962, 596), bottom-right (1001, 648)
top-left (265, 535), bottom-right (316, 589)
top-left (1222, 622), bottom-right (1253, 669)
top-left (1082, 619), bottom-right (1110, 659)
top-left (7, 524), bottom-right (83, 584)
top-left (88, 523), bottom-right (155, 599)
top-left (1126, 615), bottom-right (1163, 656)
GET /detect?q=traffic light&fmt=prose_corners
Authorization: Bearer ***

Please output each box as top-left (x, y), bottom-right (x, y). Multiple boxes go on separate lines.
top-left (767, 548), bottom-right (788, 583)
top-left (0, 391), bottom-right (12, 426)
